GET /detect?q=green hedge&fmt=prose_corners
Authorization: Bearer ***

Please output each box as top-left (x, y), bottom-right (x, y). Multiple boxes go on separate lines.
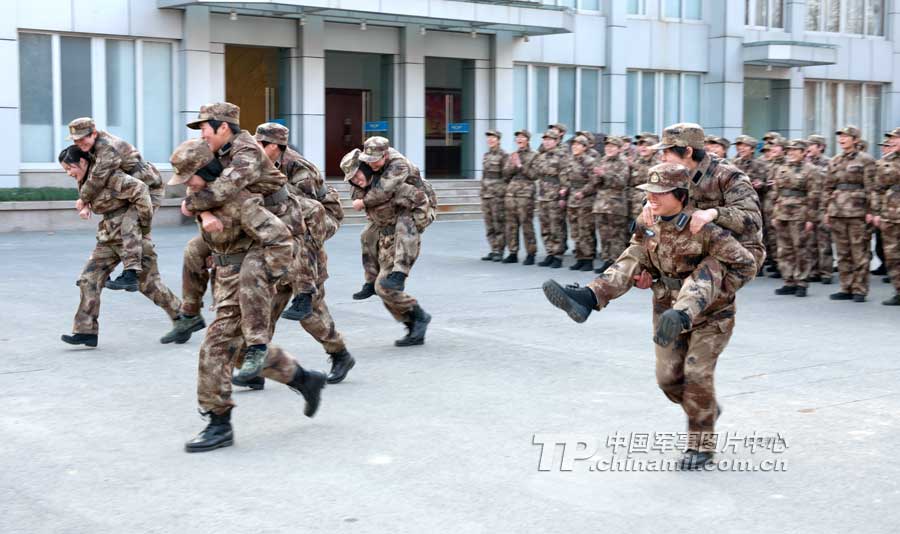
top-left (0, 187), bottom-right (80, 202)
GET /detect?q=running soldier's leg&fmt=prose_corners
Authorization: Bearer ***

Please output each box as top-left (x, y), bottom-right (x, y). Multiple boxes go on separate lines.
top-left (300, 284), bottom-right (347, 354)
top-left (181, 236), bottom-right (211, 316)
top-left (392, 213), bottom-right (420, 276)
top-left (682, 316), bottom-right (733, 452)
top-left (197, 304), bottom-right (243, 415)
top-left (653, 307), bottom-right (690, 406)
top-left (374, 233), bottom-right (419, 322)
top-left (360, 222), bottom-right (380, 284)
top-left (119, 207), bottom-right (144, 272)
top-left (72, 244), bottom-right (121, 335)
top-left (136, 239), bottom-right (181, 319)
top-left (239, 247), bottom-right (279, 347)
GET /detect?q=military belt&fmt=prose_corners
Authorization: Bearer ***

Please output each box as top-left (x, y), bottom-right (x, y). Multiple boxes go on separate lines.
top-left (102, 206), bottom-right (130, 220)
top-left (483, 172), bottom-right (502, 180)
top-left (657, 275), bottom-right (685, 290)
top-left (779, 189), bottom-right (807, 197)
top-left (836, 183), bottom-right (864, 190)
top-left (211, 252), bottom-right (246, 267)
top-left (263, 185), bottom-right (289, 206)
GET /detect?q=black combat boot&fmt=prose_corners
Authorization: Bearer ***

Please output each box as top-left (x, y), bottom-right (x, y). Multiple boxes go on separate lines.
top-left (287, 367), bottom-right (326, 417)
top-left (232, 375), bottom-right (265, 390)
top-left (61, 333), bottom-right (98, 347)
top-left (105, 269), bottom-right (139, 292)
top-left (549, 256), bottom-right (563, 269)
top-left (820, 276), bottom-right (833, 285)
top-left (491, 252), bottom-right (503, 262)
top-left (679, 449), bottom-right (715, 470)
top-left (481, 252), bottom-right (494, 261)
top-left (234, 345), bottom-right (268, 381)
top-left (537, 255), bottom-right (556, 267)
top-left (580, 260), bottom-right (594, 272)
top-left (807, 274), bottom-right (822, 283)
top-left (380, 271), bottom-right (407, 291)
top-left (523, 254), bottom-right (536, 266)
top-left (872, 264), bottom-right (887, 275)
top-left (353, 282), bottom-right (376, 300)
top-left (884, 276), bottom-right (892, 284)
top-left (883, 294), bottom-right (900, 306)
top-left (594, 260), bottom-right (613, 274)
top-left (569, 259), bottom-right (586, 271)
top-left (327, 349), bottom-right (356, 384)
top-left (794, 287), bottom-right (807, 297)
top-left (774, 285), bottom-right (797, 295)
top-left (768, 270), bottom-right (782, 279)
top-left (501, 253), bottom-right (518, 264)
top-left (829, 291), bottom-right (853, 300)
top-left (542, 280), bottom-right (597, 323)
top-left (160, 314), bottom-right (206, 344)
top-left (281, 293), bottom-right (313, 321)
top-left (185, 410), bottom-right (234, 453)
top-left (852, 294), bottom-right (866, 303)
top-left (395, 305), bottom-right (432, 346)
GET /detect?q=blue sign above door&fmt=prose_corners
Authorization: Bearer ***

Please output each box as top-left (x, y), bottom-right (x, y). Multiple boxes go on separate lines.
top-left (447, 123), bottom-right (470, 134)
top-left (364, 121), bottom-right (389, 132)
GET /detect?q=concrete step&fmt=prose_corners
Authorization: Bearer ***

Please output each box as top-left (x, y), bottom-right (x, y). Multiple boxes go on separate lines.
top-left (341, 210), bottom-right (482, 225)
top-left (338, 195), bottom-right (480, 209)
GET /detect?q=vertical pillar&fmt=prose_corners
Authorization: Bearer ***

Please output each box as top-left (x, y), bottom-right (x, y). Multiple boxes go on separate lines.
top-left (703, 0), bottom-right (745, 148)
top-left (179, 6), bottom-right (214, 140)
top-left (601, 0), bottom-right (626, 134)
top-left (289, 16), bottom-right (325, 170)
top-left (464, 59), bottom-right (491, 179)
top-left (887, 0), bottom-right (900, 133)
top-left (0, 2), bottom-right (19, 187)
top-left (492, 33), bottom-right (515, 152)
top-left (397, 25), bottom-right (425, 174)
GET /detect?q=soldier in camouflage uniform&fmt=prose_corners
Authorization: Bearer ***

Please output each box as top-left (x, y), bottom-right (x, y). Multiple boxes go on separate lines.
top-left (168, 139), bottom-right (326, 453)
top-left (806, 134), bottom-right (834, 283)
top-left (531, 129), bottom-right (570, 268)
top-left (771, 139), bottom-right (821, 296)
top-left (543, 163), bottom-right (756, 470)
top-left (621, 136), bottom-right (637, 164)
top-left (628, 133), bottom-right (660, 221)
top-left (59, 146), bottom-right (180, 348)
top-left (592, 135), bottom-right (630, 273)
top-left (873, 129), bottom-right (900, 305)
top-left (343, 149), bottom-right (433, 347)
top-left (68, 117), bottom-right (165, 292)
top-left (480, 130), bottom-right (509, 261)
top-left (760, 137), bottom-right (788, 277)
top-left (502, 129), bottom-right (538, 264)
top-left (561, 135), bottom-right (598, 271)
top-left (823, 126), bottom-right (878, 302)
top-left (704, 136), bottom-right (730, 160)
top-left (574, 130), bottom-right (602, 160)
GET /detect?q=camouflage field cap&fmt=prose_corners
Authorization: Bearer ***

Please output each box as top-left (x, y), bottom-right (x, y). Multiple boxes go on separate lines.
top-left (637, 133), bottom-right (660, 146)
top-left (359, 136), bottom-right (390, 163)
top-left (485, 129), bottom-right (502, 139)
top-left (807, 134), bottom-right (827, 146)
top-left (734, 134), bottom-right (758, 147)
top-left (638, 163), bottom-right (690, 193)
top-left (255, 122), bottom-right (289, 145)
top-left (786, 138), bottom-right (809, 150)
top-left (572, 135), bottom-right (591, 147)
top-left (575, 130), bottom-right (596, 146)
top-left (651, 123), bottom-right (705, 151)
top-left (762, 131), bottom-right (783, 142)
top-left (66, 117), bottom-right (96, 140)
top-left (542, 129), bottom-right (562, 140)
top-left (884, 127), bottom-right (900, 138)
top-left (604, 135), bottom-right (624, 147)
top-left (761, 137), bottom-right (788, 152)
top-left (514, 129), bottom-right (532, 139)
top-left (836, 125), bottom-right (862, 138)
top-left (340, 148), bottom-right (363, 181)
top-left (621, 136), bottom-right (634, 144)
top-left (705, 136), bottom-right (730, 149)
top-left (186, 102), bottom-right (241, 130)
top-left (547, 123), bottom-right (568, 135)
top-left (168, 139), bottom-right (216, 186)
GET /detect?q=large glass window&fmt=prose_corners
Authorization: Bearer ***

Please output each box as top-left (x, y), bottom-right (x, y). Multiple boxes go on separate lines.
top-left (106, 40), bottom-right (135, 143)
top-left (19, 34), bottom-right (53, 163)
top-left (807, 0), bottom-right (822, 29)
top-left (580, 69), bottom-right (599, 133)
top-left (663, 74), bottom-right (680, 127)
top-left (746, 0), bottom-right (784, 28)
top-left (534, 67), bottom-right (549, 132)
top-left (640, 72), bottom-right (656, 133)
top-left (808, 0), bottom-right (882, 35)
top-left (627, 0), bottom-right (645, 15)
top-left (60, 36), bottom-right (92, 150)
top-left (684, 0), bottom-right (701, 19)
top-left (863, 85), bottom-right (882, 154)
top-left (515, 64), bottom-right (602, 135)
top-left (580, 0), bottom-right (600, 10)
top-left (558, 68), bottom-right (576, 136)
top-left (806, 80), bottom-right (881, 155)
top-left (846, 0), bottom-right (865, 33)
top-left (682, 74), bottom-right (700, 123)
top-left (627, 70), bottom-right (701, 136)
top-left (514, 65), bottom-right (528, 134)
top-left (827, 0), bottom-right (841, 32)
top-left (142, 42), bottom-right (173, 164)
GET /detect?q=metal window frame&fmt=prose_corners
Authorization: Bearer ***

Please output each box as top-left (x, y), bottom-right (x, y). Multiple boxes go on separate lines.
top-left (745, 0), bottom-right (785, 30)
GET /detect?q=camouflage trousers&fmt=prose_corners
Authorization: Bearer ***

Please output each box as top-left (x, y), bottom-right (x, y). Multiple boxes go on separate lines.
top-left (763, 196), bottom-right (777, 264)
top-left (272, 278), bottom-right (346, 354)
top-left (360, 217), bottom-right (420, 283)
top-left (180, 236), bottom-right (211, 317)
top-left (830, 217), bottom-right (870, 296)
top-left (882, 221), bottom-right (900, 293)
top-left (118, 208), bottom-right (144, 272)
top-left (595, 213), bottom-right (629, 263)
top-left (375, 229), bottom-right (420, 323)
top-left (73, 238), bottom-right (180, 335)
top-left (481, 194), bottom-right (506, 254)
top-left (654, 312), bottom-right (734, 453)
top-left (807, 224), bottom-right (834, 278)
top-left (567, 205), bottom-right (597, 260)
top-left (775, 221), bottom-right (811, 287)
top-left (537, 200), bottom-right (566, 256)
top-left (504, 195), bottom-right (537, 255)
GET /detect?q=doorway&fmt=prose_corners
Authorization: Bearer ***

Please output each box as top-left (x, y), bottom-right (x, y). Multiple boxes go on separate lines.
top-left (743, 78), bottom-right (790, 140)
top-left (225, 45), bottom-right (287, 134)
top-left (325, 89), bottom-right (368, 177)
top-left (425, 58), bottom-right (466, 178)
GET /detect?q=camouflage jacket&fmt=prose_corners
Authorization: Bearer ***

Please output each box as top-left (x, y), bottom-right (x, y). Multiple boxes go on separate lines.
top-left (823, 149), bottom-right (877, 218)
top-left (81, 169), bottom-right (154, 244)
top-left (481, 147), bottom-right (509, 198)
top-left (771, 161), bottom-right (820, 222)
top-left (591, 154), bottom-right (628, 216)
top-left (277, 147), bottom-right (344, 233)
top-left (503, 147), bottom-right (537, 198)
top-left (875, 151), bottom-right (900, 222)
top-left (807, 154), bottom-right (831, 172)
top-left (530, 145), bottom-right (570, 201)
top-left (730, 155), bottom-right (767, 187)
top-left (560, 153), bottom-right (597, 209)
top-left (587, 209), bottom-right (757, 326)
top-left (359, 148), bottom-right (419, 207)
top-left (80, 131), bottom-right (162, 204)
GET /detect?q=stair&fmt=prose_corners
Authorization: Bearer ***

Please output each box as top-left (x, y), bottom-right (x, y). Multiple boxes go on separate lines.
top-left (329, 178), bottom-right (483, 225)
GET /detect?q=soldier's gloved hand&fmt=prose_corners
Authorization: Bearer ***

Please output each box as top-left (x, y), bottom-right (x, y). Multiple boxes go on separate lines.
top-left (654, 309), bottom-right (691, 347)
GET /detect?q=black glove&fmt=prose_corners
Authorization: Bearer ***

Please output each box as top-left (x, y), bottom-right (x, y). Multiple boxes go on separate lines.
top-left (653, 309), bottom-right (691, 347)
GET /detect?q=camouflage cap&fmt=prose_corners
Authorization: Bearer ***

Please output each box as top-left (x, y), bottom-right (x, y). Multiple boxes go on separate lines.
top-left (547, 123), bottom-right (568, 135)
top-left (572, 135), bottom-right (591, 147)
top-left (761, 137), bottom-right (788, 151)
top-left (255, 122), bottom-right (289, 145)
top-left (807, 134), bottom-right (827, 146)
top-left (514, 129), bottom-right (532, 139)
top-left (604, 135), bottom-right (624, 147)
top-left (651, 123), bottom-right (705, 151)
top-left (621, 136), bottom-right (634, 144)
top-left (574, 130), bottom-right (596, 146)
top-left (485, 129), bottom-right (502, 139)
top-left (66, 117), bottom-right (96, 140)
top-left (884, 127), bottom-right (900, 138)
top-left (786, 138), bottom-right (809, 150)
top-left (637, 133), bottom-right (660, 146)
top-left (340, 148), bottom-right (363, 181)
top-left (635, 131), bottom-right (657, 140)
top-left (186, 102), bottom-right (241, 130)
top-left (638, 163), bottom-right (690, 193)
top-left (762, 131), bottom-right (783, 142)
top-left (835, 125), bottom-right (861, 138)
top-left (734, 134), bottom-right (758, 147)
top-left (168, 139), bottom-right (216, 186)
top-left (712, 136), bottom-right (731, 149)
top-left (542, 129), bottom-right (561, 140)
top-left (359, 136), bottom-right (390, 163)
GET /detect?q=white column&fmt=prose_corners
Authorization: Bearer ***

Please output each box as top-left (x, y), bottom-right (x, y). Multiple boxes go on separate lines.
top-left (179, 6), bottom-right (214, 139)
top-left (601, 0), bottom-right (626, 134)
top-left (0, 2), bottom-right (19, 187)
top-left (703, 0), bottom-right (745, 143)
top-left (888, 0), bottom-right (900, 131)
top-left (464, 59), bottom-right (491, 179)
top-left (492, 33), bottom-right (515, 152)
top-left (291, 16), bottom-right (325, 170)
top-left (396, 25), bottom-right (425, 174)
top-left (786, 68), bottom-right (805, 139)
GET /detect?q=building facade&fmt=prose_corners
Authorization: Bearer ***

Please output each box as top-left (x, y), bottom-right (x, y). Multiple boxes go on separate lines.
top-left (3, 0), bottom-right (899, 187)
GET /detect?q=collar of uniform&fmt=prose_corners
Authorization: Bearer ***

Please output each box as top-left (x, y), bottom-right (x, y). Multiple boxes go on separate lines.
top-left (692, 153), bottom-right (714, 184)
top-left (842, 149), bottom-right (858, 159)
top-left (216, 133), bottom-right (239, 158)
top-left (488, 146), bottom-right (502, 154)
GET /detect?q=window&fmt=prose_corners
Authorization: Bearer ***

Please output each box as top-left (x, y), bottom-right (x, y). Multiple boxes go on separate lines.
top-left (806, 0), bottom-right (883, 35)
top-left (580, 69), bottom-right (599, 133)
top-left (514, 65), bottom-right (528, 133)
top-left (515, 64), bottom-right (601, 136)
top-left (805, 80), bottom-right (882, 155)
top-left (579, 0), bottom-right (600, 10)
top-left (664, 0), bottom-right (701, 20)
top-left (746, 0), bottom-right (784, 28)
top-left (534, 67), bottom-right (549, 132)
top-left (627, 0), bottom-right (646, 15)
top-left (626, 70), bottom-right (702, 136)
top-left (558, 68), bottom-right (576, 135)
top-left (18, 32), bottom-right (177, 165)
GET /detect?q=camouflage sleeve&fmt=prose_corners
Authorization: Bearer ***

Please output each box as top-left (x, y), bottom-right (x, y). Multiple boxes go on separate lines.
top-left (113, 173), bottom-right (153, 228)
top-left (185, 146), bottom-right (262, 212)
top-left (502, 151), bottom-right (511, 183)
top-left (606, 160), bottom-right (629, 189)
top-left (714, 171), bottom-right (763, 238)
top-left (865, 156), bottom-right (878, 215)
top-left (577, 157), bottom-right (598, 197)
top-left (807, 167), bottom-right (822, 222)
top-left (586, 244), bottom-right (649, 309)
top-left (502, 153), bottom-right (516, 179)
top-left (822, 161), bottom-right (837, 215)
top-left (362, 159), bottom-right (410, 207)
top-left (238, 194), bottom-right (292, 247)
top-left (80, 144), bottom-right (122, 203)
top-left (392, 183), bottom-right (427, 210)
top-left (559, 159), bottom-right (572, 190)
top-left (522, 152), bottom-right (538, 181)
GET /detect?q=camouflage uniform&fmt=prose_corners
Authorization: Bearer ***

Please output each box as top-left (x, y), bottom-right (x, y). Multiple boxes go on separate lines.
top-left (561, 137), bottom-right (598, 261)
top-left (592, 138), bottom-right (630, 264)
top-left (772, 146), bottom-right (821, 288)
top-left (503, 132), bottom-right (538, 257)
top-left (481, 131), bottom-right (509, 255)
top-left (761, 142), bottom-right (788, 266)
top-left (806, 147), bottom-right (834, 278)
top-left (874, 147), bottom-right (900, 295)
top-left (627, 153), bottom-right (659, 221)
top-left (586, 164), bottom-right (757, 453)
top-left (823, 131), bottom-right (877, 297)
top-left (71, 169), bottom-right (180, 335)
top-left (531, 130), bottom-right (570, 256)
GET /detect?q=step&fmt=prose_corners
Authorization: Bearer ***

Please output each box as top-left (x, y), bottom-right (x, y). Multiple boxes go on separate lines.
top-left (338, 196), bottom-right (480, 209)
top-left (341, 210), bottom-right (482, 225)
